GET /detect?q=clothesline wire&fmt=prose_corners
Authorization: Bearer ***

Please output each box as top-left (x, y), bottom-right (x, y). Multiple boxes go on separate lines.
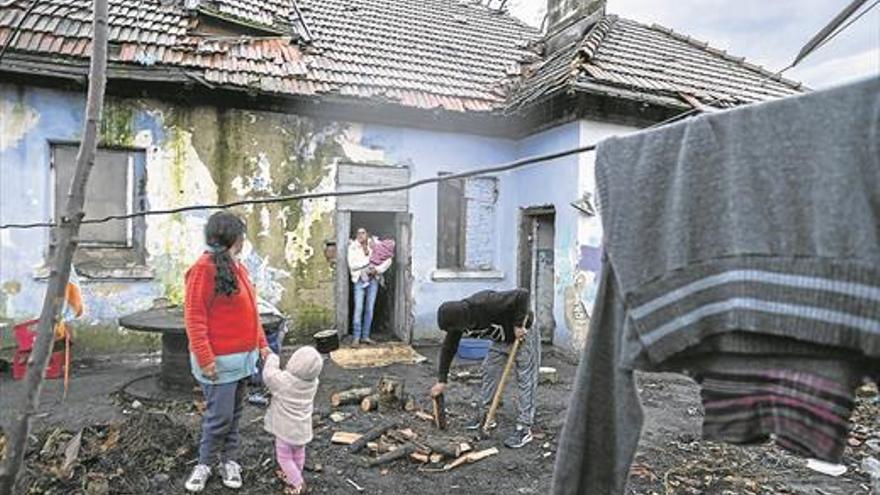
top-left (0, 143), bottom-right (599, 230)
top-left (0, 0), bottom-right (871, 231)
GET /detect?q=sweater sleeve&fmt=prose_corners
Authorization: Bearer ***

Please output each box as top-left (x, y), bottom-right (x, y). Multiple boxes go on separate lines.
top-left (551, 259), bottom-right (642, 495)
top-left (185, 263), bottom-right (215, 368)
top-left (437, 329), bottom-right (462, 383)
top-left (240, 264), bottom-right (269, 350)
top-left (261, 353), bottom-right (286, 393)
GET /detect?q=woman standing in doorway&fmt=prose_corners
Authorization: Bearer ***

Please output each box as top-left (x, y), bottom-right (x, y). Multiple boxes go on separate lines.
top-left (184, 212), bottom-right (270, 492)
top-left (347, 228), bottom-right (393, 347)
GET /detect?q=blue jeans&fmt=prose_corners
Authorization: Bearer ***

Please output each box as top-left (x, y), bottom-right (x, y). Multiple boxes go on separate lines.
top-left (353, 278), bottom-right (379, 340)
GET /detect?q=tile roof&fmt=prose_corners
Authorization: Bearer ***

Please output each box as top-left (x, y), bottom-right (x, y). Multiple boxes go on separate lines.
top-left (0, 2), bottom-right (803, 115)
top-left (0, 0), bottom-right (540, 112)
top-left (508, 15), bottom-right (804, 112)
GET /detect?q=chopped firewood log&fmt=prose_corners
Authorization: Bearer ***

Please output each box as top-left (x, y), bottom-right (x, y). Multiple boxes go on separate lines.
top-left (331, 432), bottom-right (362, 445)
top-left (410, 452), bottom-right (430, 464)
top-left (377, 375), bottom-right (406, 410)
top-left (397, 428), bottom-right (418, 441)
top-left (431, 453), bottom-right (443, 464)
top-left (348, 422), bottom-right (396, 454)
top-left (458, 442), bottom-right (472, 455)
top-left (432, 393), bottom-right (447, 430)
top-left (367, 443), bottom-right (416, 467)
top-left (387, 430), bottom-right (412, 445)
top-left (414, 411), bottom-right (434, 422)
top-left (404, 395), bottom-right (418, 412)
top-left (423, 440), bottom-right (459, 459)
top-left (360, 395), bottom-right (380, 412)
top-left (443, 447), bottom-right (499, 471)
top-left (367, 440), bottom-right (396, 454)
top-left (331, 387), bottom-right (373, 407)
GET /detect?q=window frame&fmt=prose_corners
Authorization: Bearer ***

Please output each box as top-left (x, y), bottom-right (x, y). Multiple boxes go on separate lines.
top-left (434, 173), bottom-right (501, 278)
top-left (44, 140), bottom-right (151, 279)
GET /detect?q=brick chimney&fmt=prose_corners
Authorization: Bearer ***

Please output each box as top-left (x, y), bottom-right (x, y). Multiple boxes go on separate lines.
top-left (545, 0), bottom-right (606, 52)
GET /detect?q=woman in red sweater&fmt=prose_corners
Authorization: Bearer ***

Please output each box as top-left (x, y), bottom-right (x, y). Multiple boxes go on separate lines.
top-left (184, 212), bottom-right (269, 493)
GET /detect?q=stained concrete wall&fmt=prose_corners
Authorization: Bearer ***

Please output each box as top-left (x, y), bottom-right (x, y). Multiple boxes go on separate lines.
top-left (358, 125), bottom-right (516, 341)
top-left (0, 82), bottom-right (637, 352)
top-left (504, 120), bottom-right (637, 351)
top-left (0, 83), bottom-right (361, 340)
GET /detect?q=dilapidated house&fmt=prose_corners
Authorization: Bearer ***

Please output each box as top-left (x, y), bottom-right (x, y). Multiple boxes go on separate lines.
top-left (0, 0), bottom-right (802, 350)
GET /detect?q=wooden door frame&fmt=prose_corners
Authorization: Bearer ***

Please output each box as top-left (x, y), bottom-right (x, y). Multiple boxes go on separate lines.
top-left (335, 211), bottom-right (413, 343)
top-left (517, 206), bottom-right (556, 344)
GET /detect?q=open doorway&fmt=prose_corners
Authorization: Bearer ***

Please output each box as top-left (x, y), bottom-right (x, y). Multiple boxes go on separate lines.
top-left (518, 207), bottom-right (556, 343)
top-left (348, 212), bottom-right (398, 340)
top-left (334, 162), bottom-right (412, 343)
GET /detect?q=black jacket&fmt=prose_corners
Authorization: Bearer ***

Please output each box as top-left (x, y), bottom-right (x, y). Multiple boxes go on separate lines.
top-left (436, 289), bottom-right (531, 382)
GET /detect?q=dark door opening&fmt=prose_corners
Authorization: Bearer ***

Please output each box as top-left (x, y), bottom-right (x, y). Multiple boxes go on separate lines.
top-left (518, 207), bottom-right (556, 343)
top-left (348, 211), bottom-right (398, 341)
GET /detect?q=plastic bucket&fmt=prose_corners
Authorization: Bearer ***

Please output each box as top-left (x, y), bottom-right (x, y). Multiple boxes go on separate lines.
top-left (456, 338), bottom-right (491, 360)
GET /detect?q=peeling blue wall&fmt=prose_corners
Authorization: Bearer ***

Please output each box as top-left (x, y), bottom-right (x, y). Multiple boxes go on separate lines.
top-left (360, 125), bottom-right (517, 340)
top-left (2, 82), bottom-right (634, 352)
top-left (511, 122), bottom-right (582, 349)
top-left (0, 85), bottom-right (164, 322)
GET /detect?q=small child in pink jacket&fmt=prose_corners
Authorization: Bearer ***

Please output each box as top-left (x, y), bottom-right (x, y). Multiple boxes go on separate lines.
top-left (263, 346), bottom-right (323, 494)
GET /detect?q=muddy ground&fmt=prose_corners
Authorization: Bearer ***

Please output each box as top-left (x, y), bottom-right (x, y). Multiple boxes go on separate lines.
top-left (1, 346), bottom-right (878, 494)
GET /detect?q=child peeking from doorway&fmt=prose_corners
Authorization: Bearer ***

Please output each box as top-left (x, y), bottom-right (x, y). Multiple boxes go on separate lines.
top-left (263, 346), bottom-right (324, 494)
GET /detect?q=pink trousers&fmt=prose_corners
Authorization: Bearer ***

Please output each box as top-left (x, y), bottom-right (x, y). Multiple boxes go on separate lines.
top-left (275, 438), bottom-right (306, 488)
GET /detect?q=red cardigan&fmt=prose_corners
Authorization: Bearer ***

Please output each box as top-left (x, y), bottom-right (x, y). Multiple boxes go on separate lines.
top-left (185, 253), bottom-right (268, 368)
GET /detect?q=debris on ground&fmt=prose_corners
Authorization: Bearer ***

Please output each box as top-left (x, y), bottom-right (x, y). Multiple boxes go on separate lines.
top-left (17, 412), bottom-right (196, 493)
top-left (538, 367), bottom-right (559, 385)
top-left (330, 343), bottom-right (427, 369)
top-left (6, 353), bottom-right (877, 494)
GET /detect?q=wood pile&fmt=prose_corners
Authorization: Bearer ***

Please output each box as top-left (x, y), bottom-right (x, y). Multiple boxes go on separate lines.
top-left (329, 375), bottom-right (497, 472)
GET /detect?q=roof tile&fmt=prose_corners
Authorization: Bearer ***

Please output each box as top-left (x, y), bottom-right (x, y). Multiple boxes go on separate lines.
top-left (508, 16), bottom-right (802, 112)
top-left (0, 1), bottom-right (801, 114)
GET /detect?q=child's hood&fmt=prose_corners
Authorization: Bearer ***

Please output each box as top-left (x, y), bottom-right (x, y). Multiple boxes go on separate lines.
top-left (285, 346), bottom-right (323, 381)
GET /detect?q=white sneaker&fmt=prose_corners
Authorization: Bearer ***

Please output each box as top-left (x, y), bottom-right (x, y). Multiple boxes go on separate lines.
top-left (185, 464), bottom-right (211, 492)
top-left (220, 460), bottom-right (243, 489)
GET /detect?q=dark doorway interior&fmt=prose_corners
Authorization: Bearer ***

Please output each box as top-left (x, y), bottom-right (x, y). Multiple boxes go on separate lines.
top-left (348, 211), bottom-right (398, 340)
top-left (518, 207), bottom-right (556, 343)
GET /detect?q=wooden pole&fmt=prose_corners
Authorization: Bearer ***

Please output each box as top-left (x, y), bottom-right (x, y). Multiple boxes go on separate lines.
top-left (483, 337), bottom-right (521, 432)
top-left (0, 0), bottom-right (109, 491)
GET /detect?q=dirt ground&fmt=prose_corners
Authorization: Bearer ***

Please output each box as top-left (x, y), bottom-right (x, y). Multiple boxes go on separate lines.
top-left (1, 346), bottom-right (878, 494)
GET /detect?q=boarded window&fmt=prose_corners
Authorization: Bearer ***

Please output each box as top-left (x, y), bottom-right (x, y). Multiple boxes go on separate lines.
top-left (437, 175), bottom-right (498, 270)
top-left (52, 144), bottom-right (134, 246)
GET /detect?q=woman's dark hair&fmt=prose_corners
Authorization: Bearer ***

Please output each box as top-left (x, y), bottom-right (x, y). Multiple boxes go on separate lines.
top-left (205, 212), bottom-right (246, 296)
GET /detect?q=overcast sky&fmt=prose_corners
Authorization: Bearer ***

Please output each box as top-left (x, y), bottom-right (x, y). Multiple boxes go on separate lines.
top-left (508, 0), bottom-right (879, 89)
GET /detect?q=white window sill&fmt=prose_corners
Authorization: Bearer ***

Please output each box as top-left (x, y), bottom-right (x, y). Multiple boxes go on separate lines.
top-left (33, 264), bottom-right (155, 281)
top-left (33, 248), bottom-right (154, 281)
top-left (431, 269), bottom-right (505, 281)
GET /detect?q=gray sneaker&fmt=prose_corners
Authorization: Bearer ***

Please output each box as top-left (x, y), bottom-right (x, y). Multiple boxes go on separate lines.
top-left (503, 426), bottom-right (533, 449)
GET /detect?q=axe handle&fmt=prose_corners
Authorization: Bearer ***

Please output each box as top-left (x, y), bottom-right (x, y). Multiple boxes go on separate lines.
top-left (483, 336), bottom-right (522, 432)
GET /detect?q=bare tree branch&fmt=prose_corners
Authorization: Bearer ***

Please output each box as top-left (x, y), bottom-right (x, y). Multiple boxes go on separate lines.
top-left (0, 0), bottom-right (109, 491)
